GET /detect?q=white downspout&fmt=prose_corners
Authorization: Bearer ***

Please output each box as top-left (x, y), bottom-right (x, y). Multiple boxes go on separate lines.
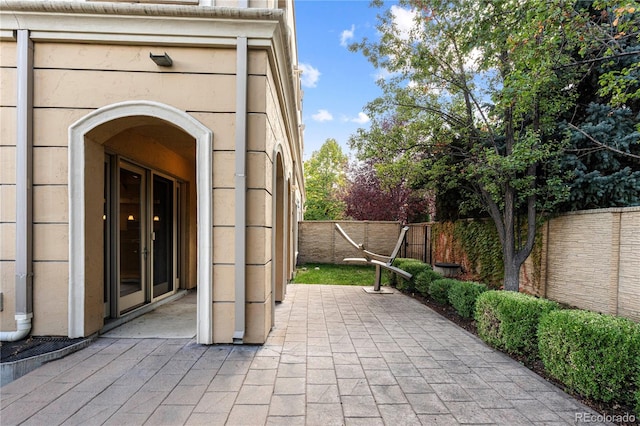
top-left (233, 36), bottom-right (248, 344)
top-left (1, 30), bottom-right (33, 342)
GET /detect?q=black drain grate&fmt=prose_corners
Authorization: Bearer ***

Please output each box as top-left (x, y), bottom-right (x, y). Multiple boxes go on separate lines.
top-left (1, 336), bottom-right (87, 363)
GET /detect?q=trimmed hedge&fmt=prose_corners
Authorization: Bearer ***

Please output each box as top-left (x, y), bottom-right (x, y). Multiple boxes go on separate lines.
top-left (415, 269), bottom-right (443, 296)
top-left (389, 258), bottom-right (421, 287)
top-left (538, 309), bottom-right (640, 405)
top-left (429, 278), bottom-right (458, 305)
top-left (392, 259), bottom-right (432, 292)
top-left (637, 369), bottom-right (640, 417)
top-left (475, 291), bottom-right (559, 359)
top-left (448, 281), bottom-right (487, 318)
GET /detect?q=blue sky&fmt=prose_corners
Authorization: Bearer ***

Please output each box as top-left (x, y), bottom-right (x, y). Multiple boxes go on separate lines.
top-left (295, 0), bottom-right (395, 160)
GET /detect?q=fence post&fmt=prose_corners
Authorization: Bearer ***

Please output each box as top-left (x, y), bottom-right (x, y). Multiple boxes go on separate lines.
top-left (424, 225), bottom-right (430, 264)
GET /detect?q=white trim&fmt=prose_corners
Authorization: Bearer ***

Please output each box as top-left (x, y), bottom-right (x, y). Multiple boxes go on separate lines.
top-left (0, 29), bottom-right (15, 40)
top-left (69, 100), bottom-right (213, 343)
top-left (0, 3), bottom-right (282, 46)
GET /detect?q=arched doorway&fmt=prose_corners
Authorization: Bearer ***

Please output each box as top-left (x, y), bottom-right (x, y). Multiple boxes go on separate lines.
top-left (274, 151), bottom-right (287, 303)
top-left (68, 101), bottom-right (213, 343)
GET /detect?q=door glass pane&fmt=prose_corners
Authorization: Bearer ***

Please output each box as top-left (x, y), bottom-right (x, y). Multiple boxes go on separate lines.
top-left (153, 175), bottom-right (173, 298)
top-left (120, 168), bottom-right (143, 298)
top-left (104, 159), bottom-right (110, 318)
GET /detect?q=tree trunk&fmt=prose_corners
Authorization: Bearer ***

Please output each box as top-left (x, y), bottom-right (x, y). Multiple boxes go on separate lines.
top-left (503, 253), bottom-right (521, 292)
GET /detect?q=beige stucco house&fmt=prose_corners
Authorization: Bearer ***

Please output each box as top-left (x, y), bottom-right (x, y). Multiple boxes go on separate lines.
top-left (0, 0), bottom-right (304, 345)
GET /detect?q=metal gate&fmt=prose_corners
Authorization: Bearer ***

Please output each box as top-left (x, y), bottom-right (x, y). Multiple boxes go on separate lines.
top-left (402, 223), bottom-right (432, 264)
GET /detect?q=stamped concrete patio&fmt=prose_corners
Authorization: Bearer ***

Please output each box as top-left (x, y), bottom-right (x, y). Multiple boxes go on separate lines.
top-left (0, 284), bottom-right (606, 425)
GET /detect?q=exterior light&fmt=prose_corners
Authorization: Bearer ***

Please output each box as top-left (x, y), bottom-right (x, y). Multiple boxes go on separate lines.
top-left (150, 52), bottom-right (173, 67)
top-left (128, 214), bottom-right (135, 221)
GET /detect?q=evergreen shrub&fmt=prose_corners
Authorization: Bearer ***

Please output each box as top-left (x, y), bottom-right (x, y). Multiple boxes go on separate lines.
top-left (415, 269), bottom-right (443, 296)
top-left (538, 309), bottom-right (640, 405)
top-left (448, 281), bottom-right (487, 318)
top-left (389, 258), bottom-right (417, 286)
top-left (392, 258), bottom-right (430, 292)
top-left (428, 278), bottom-right (458, 305)
top-left (636, 369), bottom-right (640, 416)
top-left (475, 291), bottom-right (559, 359)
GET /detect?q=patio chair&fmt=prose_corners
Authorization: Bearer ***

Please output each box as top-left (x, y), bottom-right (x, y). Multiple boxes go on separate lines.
top-left (334, 223), bottom-right (412, 292)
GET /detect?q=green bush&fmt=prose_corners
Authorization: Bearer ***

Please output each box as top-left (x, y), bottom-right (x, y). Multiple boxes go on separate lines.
top-left (475, 291), bottom-right (559, 359)
top-left (415, 269), bottom-right (443, 296)
top-left (389, 258), bottom-right (420, 287)
top-left (538, 309), bottom-right (640, 405)
top-left (448, 281), bottom-right (487, 319)
top-left (636, 368), bottom-right (640, 416)
top-left (429, 278), bottom-right (458, 305)
top-left (392, 258), bottom-right (431, 292)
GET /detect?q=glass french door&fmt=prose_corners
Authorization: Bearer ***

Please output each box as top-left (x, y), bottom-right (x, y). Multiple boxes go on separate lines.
top-left (119, 163), bottom-right (146, 313)
top-left (104, 157), bottom-right (178, 318)
top-left (152, 174), bottom-right (174, 299)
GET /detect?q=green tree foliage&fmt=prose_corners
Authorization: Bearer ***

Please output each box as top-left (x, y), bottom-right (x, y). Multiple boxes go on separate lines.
top-left (561, 103), bottom-right (640, 210)
top-left (303, 139), bottom-right (348, 220)
top-left (556, 1), bottom-right (640, 211)
top-left (349, 0), bottom-right (580, 291)
top-left (575, 1), bottom-right (640, 108)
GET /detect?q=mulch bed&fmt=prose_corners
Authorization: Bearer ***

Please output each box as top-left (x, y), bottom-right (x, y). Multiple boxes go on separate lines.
top-left (407, 291), bottom-right (639, 426)
top-left (1, 336), bottom-right (87, 363)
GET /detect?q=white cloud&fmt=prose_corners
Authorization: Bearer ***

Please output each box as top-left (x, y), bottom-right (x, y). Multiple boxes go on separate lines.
top-left (351, 112), bottom-right (370, 124)
top-left (374, 67), bottom-right (398, 81)
top-left (340, 25), bottom-right (355, 47)
top-left (463, 47), bottom-right (482, 72)
top-left (298, 63), bottom-right (321, 88)
top-left (390, 5), bottom-right (419, 41)
top-left (312, 109), bottom-right (333, 122)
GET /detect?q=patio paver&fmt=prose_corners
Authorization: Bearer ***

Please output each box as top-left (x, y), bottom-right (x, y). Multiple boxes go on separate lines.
top-left (0, 284), bottom-right (609, 425)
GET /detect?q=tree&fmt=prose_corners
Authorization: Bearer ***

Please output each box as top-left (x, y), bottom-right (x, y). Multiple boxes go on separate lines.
top-left (571, 1), bottom-right (640, 109)
top-left (350, 0), bottom-right (584, 291)
top-left (556, 1), bottom-right (640, 211)
top-left (342, 159), bottom-right (434, 223)
top-left (560, 104), bottom-right (640, 211)
top-left (303, 139), bottom-right (348, 220)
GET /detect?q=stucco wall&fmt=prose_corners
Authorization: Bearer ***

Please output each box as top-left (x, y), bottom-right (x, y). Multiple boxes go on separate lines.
top-left (427, 209), bottom-right (640, 322)
top-left (0, 40), bottom-right (18, 331)
top-left (0, 38), bottom-right (283, 338)
top-left (540, 207), bottom-right (640, 321)
top-left (1, 1), bottom-right (304, 345)
top-left (298, 221), bottom-right (403, 265)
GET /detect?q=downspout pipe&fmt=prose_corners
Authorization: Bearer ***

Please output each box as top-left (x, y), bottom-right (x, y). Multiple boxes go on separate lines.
top-left (233, 36), bottom-right (247, 344)
top-left (1, 30), bottom-right (33, 342)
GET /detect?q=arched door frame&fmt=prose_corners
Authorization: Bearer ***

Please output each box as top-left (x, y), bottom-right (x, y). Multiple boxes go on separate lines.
top-left (272, 144), bottom-right (287, 323)
top-left (68, 100), bottom-right (214, 343)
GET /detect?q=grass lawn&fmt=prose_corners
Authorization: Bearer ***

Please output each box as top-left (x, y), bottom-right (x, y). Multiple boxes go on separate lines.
top-left (292, 263), bottom-right (391, 286)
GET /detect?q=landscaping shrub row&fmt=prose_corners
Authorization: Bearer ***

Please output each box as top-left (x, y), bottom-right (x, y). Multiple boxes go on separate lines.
top-left (389, 259), bottom-right (487, 320)
top-left (538, 309), bottom-right (640, 408)
top-left (475, 291), bottom-right (559, 359)
top-left (388, 259), bottom-right (640, 416)
top-left (475, 291), bottom-right (640, 414)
